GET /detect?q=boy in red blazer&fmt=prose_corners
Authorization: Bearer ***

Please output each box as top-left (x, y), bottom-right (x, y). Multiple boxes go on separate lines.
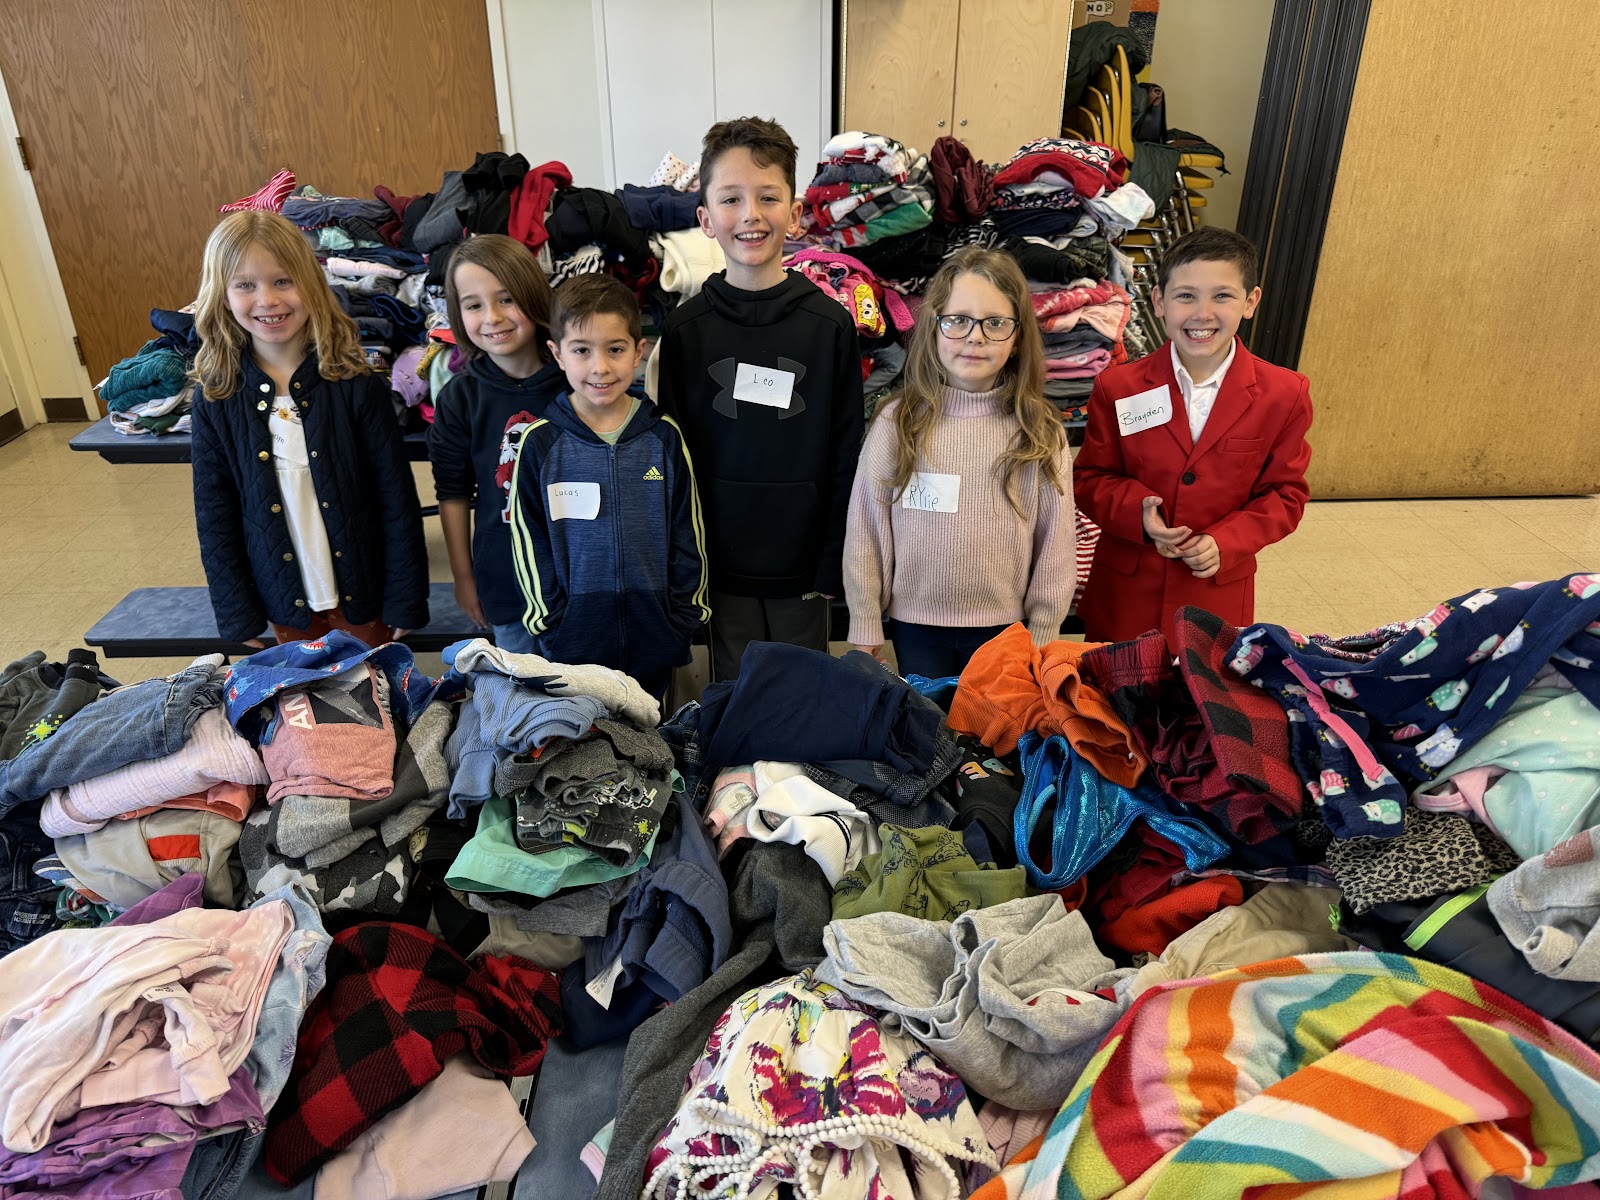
top-left (1075, 228), bottom-right (1312, 642)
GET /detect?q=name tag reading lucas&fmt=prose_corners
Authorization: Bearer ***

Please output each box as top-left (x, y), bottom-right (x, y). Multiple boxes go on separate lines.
top-left (1114, 385), bottom-right (1173, 436)
top-left (547, 481), bottom-right (601, 521)
top-left (902, 472), bottom-right (961, 513)
top-left (733, 362), bottom-right (795, 409)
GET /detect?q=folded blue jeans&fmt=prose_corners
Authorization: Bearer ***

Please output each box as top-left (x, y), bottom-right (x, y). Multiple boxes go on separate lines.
top-left (0, 660), bottom-right (220, 819)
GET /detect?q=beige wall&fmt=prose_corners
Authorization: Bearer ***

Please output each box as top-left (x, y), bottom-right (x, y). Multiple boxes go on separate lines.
top-left (1298, 0), bottom-right (1600, 498)
top-left (0, 65), bottom-right (94, 425)
top-left (1145, 0), bottom-right (1274, 231)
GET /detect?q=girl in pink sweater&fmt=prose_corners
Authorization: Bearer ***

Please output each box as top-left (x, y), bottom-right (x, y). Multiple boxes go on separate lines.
top-left (845, 248), bottom-right (1075, 679)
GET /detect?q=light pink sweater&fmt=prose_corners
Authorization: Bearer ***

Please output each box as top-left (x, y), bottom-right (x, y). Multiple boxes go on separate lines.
top-left (844, 386), bottom-right (1075, 648)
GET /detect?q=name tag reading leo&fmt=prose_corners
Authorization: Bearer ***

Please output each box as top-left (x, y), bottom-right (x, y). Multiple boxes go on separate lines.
top-left (733, 362), bottom-right (795, 409)
top-left (902, 472), bottom-right (961, 513)
top-left (547, 481), bottom-right (601, 520)
top-left (1114, 385), bottom-right (1173, 436)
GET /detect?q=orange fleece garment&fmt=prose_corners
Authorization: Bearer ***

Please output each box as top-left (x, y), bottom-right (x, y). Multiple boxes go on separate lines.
top-left (948, 623), bottom-right (1148, 786)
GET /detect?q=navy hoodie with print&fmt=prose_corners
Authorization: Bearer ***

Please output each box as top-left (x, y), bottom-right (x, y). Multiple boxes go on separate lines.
top-left (426, 355), bottom-right (566, 625)
top-left (508, 390), bottom-right (710, 687)
top-left (656, 270), bottom-right (863, 598)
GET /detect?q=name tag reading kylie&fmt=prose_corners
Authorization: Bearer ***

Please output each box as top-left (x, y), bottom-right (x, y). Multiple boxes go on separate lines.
top-left (1114, 385), bottom-right (1173, 436)
top-left (547, 481), bottom-right (600, 521)
top-left (902, 472), bottom-right (961, 513)
top-left (733, 362), bottom-right (795, 409)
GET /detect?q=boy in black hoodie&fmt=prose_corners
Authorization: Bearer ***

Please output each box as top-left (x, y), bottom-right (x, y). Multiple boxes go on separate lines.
top-left (427, 236), bottom-right (566, 652)
top-left (655, 117), bottom-right (864, 681)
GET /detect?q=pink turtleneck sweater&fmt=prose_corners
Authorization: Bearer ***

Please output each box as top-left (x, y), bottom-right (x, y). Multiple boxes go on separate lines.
top-left (844, 385), bottom-right (1075, 648)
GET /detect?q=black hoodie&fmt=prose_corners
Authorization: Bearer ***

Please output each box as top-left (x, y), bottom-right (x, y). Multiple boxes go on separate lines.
top-left (657, 270), bottom-right (863, 598)
top-left (426, 354), bottom-right (566, 625)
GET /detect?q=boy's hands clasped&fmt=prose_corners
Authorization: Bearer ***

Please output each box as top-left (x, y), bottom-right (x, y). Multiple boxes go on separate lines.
top-left (1141, 496), bottom-right (1220, 579)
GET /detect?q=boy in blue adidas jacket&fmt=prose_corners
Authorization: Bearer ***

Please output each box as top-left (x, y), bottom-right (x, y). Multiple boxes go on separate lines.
top-left (509, 274), bottom-right (710, 697)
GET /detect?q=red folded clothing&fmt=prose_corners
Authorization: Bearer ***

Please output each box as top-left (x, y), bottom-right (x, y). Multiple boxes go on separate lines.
top-left (264, 923), bottom-right (561, 1185)
top-left (1098, 875), bottom-right (1245, 956)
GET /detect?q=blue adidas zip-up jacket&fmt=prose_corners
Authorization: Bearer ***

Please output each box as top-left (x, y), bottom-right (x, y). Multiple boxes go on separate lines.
top-left (508, 390), bottom-right (710, 682)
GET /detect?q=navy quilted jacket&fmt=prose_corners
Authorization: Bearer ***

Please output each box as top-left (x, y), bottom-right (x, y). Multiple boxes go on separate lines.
top-left (191, 352), bottom-right (429, 641)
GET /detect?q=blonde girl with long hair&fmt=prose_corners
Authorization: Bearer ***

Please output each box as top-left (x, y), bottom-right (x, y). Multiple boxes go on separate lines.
top-left (189, 210), bottom-right (428, 649)
top-left (844, 247), bottom-right (1075, 678)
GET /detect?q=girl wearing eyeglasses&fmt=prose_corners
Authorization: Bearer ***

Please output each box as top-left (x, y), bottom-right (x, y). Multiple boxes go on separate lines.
top-left (844, 247), bottom-right (1075, 679)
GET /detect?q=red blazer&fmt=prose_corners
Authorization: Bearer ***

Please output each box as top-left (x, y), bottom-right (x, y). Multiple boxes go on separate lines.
top-left (1074, 338), bottom-right (1312, 642)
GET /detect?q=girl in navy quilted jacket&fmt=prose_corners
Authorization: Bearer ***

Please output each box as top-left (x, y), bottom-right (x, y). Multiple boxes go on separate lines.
top-left (189, 211), bottom-right (428, 649)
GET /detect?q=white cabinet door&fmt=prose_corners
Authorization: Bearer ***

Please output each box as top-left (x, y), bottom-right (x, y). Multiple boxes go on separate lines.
top-left (709, 0), bottom-right (832, 183)
top-left (600, 0), bottom-right (718, 187)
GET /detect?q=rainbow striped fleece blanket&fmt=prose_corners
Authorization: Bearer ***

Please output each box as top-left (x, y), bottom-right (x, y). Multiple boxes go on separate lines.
top-left (1020, 951), bottom-right (1600, 1199)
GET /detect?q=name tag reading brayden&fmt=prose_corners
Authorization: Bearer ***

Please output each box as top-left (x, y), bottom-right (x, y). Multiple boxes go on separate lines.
top-left (547, 481), bottom-right (601, 521)
top-left (732, 362), bottom-right (795, 409)
top-left (902, 472), bottom-right (961, 513)
top-left (1114, 385), bottom-right (1173, 436)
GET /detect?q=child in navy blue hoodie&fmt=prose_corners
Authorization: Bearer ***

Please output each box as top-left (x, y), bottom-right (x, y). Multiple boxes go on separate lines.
top-left (428, 235), bottom-right (565, 652)
top-left (509, 275), bottom-right (710, 697)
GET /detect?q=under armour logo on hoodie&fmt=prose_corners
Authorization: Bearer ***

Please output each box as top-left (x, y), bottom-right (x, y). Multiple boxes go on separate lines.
top-left (708, 356), bottom-right (807, 419)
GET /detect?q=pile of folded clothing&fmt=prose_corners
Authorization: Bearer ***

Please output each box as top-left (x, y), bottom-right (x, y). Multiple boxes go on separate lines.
top-left (988, 138), bottom-right (1155, 427)
top-left (441, 638), bottom-right (667, 900)
top-left (1031, 276), bottom-right (1133, 423)
top-left (99, 310), bottom-right (201, 436)
top-left (786, 247), bottom-right (914, 410)
top-left (799, 131), bottom-right (934, 250)
top-left (504, 717), bottom-right (674, 868)
top-left (276, 178), bottom-right (430, 370)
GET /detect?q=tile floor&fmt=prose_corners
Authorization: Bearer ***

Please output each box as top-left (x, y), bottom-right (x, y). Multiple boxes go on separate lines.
top-left (2, 420), bottom-right (1599, 684)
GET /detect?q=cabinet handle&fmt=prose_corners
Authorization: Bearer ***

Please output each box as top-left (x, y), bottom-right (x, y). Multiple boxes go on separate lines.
top-left (937, 119), bottom-right (946, 127)
top-left (959, 118), bottom-right (968, 126)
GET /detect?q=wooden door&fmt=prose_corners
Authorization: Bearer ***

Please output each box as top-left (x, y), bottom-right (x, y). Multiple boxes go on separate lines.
top-left (952, 0), bottom-right (1072, 163)
top-left (1298, 1), bottom-right (1600, 498)
top-left (0, 1), bottom-right (498, 384)
top-left (841, 0), bottom-right (961, 155)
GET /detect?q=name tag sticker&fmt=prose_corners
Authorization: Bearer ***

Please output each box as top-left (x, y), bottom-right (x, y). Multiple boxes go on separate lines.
top-left (1114, 385), bottom-right (1173, 436)
top-left (733, 362), bottom-right (795, 409)
top-left (901, 471), bottom-right (961, 513)
top-left (547, 481), bottom-right (601, 520)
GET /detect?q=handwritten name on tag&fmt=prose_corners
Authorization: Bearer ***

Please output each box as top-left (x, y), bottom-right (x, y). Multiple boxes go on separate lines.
top-left (901, 472), bottom-right (961, 513)
top-left (733, 362), bottom-right (795, 409)
top-left (547, 481), bottom-right (601, 520)
top-left (1114, 385), bottom-right (1173, 436)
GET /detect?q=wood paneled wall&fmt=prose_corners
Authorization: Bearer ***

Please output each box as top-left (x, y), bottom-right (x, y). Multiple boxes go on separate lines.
top-left (0, 1), bottom-right (499, 382)
top-left (1298, 1), bottom-right (1600, 498)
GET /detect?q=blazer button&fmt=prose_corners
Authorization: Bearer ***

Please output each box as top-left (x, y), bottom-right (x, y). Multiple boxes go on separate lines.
top-left (293, 381), bottom-right (301, 389)
top-left (321, 501), bottom-right (329, 509)
top-left (270, 503), bottom-right (282, 514)
top-left (334, 550), bottom-right (343, 558)
top-left (343, 594), bottom-right (353, 603)
top-left (1181, 471), bottom-right (1197, 485)
top-left (282, 552), bottom-right (294, 562)
top-left (258, 450), bottom-right (270, 461)
top-left (294, 599), bottom-right (306, 607)
top-left (310, 450), bottom-right (318, 458)
top-left (257, 401), bottom-right (267, 411)
top-left (258, 382), bottom-right (270, 392)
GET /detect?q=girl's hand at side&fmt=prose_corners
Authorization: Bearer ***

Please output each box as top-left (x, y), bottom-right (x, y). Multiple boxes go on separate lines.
top-left (454, 577), bottom-right (487, 629)
top-left (853, 644), bottom-right (886, 661)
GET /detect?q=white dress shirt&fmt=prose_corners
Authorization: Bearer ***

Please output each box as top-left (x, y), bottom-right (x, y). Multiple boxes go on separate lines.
top-left (1172, 340), bottom-right (1237, 443)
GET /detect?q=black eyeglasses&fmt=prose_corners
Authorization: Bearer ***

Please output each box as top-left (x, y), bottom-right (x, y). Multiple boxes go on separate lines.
top-left (936, 314), bottom-right (1020, 342)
